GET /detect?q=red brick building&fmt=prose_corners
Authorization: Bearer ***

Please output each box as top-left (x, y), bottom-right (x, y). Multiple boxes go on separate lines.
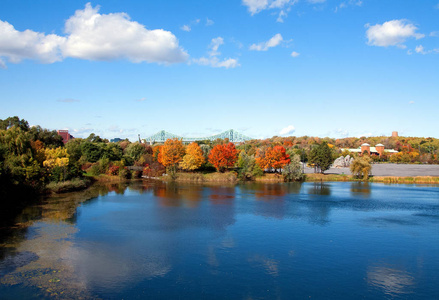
top-left (57, 130), bottom-right (74, 144)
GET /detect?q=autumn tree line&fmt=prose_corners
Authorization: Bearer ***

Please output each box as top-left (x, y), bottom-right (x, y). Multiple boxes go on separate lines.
top-left (2, 116), bottom-right (439, 201)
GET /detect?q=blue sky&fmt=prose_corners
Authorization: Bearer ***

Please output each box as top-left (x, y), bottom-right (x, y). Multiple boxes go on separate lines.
top-left (0, 0), bottom-right (438, 140)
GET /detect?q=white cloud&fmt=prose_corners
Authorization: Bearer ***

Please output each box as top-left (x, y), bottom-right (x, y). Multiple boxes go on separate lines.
top-left (279, 125), bottom-right (295, 136)
top-left (250, 33), bottom-right (283, 51)
top-left (62, 3), bottom-right (188, 63)
top-left (308, 0), bottom-right (326, 3)
top-left (0, 20), bottom-right (66, 64)
top-left (414, 45), bottom-right (439, 55)
top-left (181, 25), bottom-right (191, 32)
top-left (277, 10), bottom-right (287, 23)
top-left (0, 3), bottom-right (188, 67)
top-left (335, 0), bottom-right (362, 12)
top-left (193, 37), bottom-right (240, 69)
top-left (415, 45), bottom-right (425, 54)
top-left (209, 37), bottom-right (224, 56)
top-left (430, 31), bottom-right (439, 37)
top-left (136, 97), bottom-right (147, 102)
top-left (270, 0), bottom-right (295, 9)
top-left (291, 51), bottom-right (300, 57)
top-left (409, 101), bottom-right (415, 104)
top-left (194, 56), bottom-right (240, 69)
top-left (206, 18), bottom-right (214, 26)
top-left (242, 0), bottom-right (297, 22)
top-left (365, 20), bottom-right (425, 48)
top-left (243, 0), bottom-right (269, 15)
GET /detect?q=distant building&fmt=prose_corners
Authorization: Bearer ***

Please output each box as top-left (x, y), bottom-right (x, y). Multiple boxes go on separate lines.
top-left (57, 130), bottom-right (74, 144)
top-left (342, 143), bottom-right (398, 157)
top-left (392, 131), bottom-right (398, 137)
top-left (110, 138), bottom-right (124, 143)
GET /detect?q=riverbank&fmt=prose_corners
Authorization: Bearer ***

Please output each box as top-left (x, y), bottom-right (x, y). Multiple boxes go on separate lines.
top-left (40, 163), bottom-right (439, 195)
top-left (157, 171), bottom-right (439, 184)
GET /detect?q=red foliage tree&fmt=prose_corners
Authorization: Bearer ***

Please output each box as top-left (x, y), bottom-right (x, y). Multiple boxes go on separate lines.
top-left (208, 142), bottom-right (238, 172)
top-left (256, 145), bottom-right (290, 171)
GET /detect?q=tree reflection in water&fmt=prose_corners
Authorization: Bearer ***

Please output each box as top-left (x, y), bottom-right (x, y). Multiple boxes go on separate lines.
top-left (0, 181), bottom-right (437, 299)
top-left (351, 182), bottom-right (371, 198)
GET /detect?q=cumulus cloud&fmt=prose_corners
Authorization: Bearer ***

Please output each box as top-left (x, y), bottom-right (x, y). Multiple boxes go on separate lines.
top-left (193, 37), bottom-right (240, 69)
top-left (291, 51), bottom-right (300, 57)
top-left (62, 3), bottom-right (188, 63)
top-left (0, 20), bottom-right (65, 64)
top-left (365, 20), bottom-right (425, 48)
top-left (250, 33), bottom-right (283, 51)
top-left (0, 3), bottom-right (188, 67)
top-left (279, 125), bottom-right (295, 136)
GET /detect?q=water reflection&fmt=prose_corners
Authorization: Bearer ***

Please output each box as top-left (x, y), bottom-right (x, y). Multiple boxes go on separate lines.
top-left (367, 263), bottom-right (415, 296)
top-left (0, 181), bottom-right (438, 299)
top-left (308, 182), bottom-right (331, 196)
top-left (351, 182), bottom-right (371, 198)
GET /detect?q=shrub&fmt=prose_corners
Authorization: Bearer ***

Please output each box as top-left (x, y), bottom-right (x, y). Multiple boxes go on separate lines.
top-left (107, 165), bottom-right (120, 176)
top-left (119, 167), bottom-right (132, 179)
top-left (282, 154), bottom-right (304, 182)
top-left (350, 156), bottom-right (372, 180)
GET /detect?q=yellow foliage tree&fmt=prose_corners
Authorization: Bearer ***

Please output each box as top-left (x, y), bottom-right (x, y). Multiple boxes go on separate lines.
top-left (180, 143), bottom-right (205, 171)
top-left (43, 147), bottom-right (69, 168)
top-left (350, 156), bottom-right (372, 180)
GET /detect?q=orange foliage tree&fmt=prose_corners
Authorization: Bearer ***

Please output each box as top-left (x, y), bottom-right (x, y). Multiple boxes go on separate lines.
top-left (256, 145), bottom-right (290, 171)
top-left (159, 138), bottom-right (185, 167)
top-left (180, 143), bottom-right (205, 171)
top-left (153, 145), bottom-right (162, 162)
top-left (208, 142), bottom-right (238, 172)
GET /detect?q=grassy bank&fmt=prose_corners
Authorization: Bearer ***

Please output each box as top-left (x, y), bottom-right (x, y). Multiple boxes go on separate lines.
top-left (369, 176), bottom-right (439, 184)
top-left (164, 172), bottom-right (238, 183)
top-left (88, 174), bottom-right (130, 183)
top-left (45, 178), bottom-right (92, 194)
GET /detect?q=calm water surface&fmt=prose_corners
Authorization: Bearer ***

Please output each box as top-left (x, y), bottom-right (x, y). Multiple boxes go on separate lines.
top-left (0, 181), bottom-right (438, 299)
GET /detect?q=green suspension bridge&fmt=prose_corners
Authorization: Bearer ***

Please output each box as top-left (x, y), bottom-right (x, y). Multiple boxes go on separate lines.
top-left (144, 129), bottom-right (253, 144)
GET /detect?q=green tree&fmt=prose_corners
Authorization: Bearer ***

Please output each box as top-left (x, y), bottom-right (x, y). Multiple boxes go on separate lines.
top-left (80, 142), bottom-right (103, 163)
top-left (282, 154), bottom-right (304, 182)
top-left (0, 116), bottom-right (30, 131)
top-left (125, 143), bottom-right (147, 162)
top-left (28, 126), bottom-right (63, 148)
top-left (237, 151), bottom-right (263, 181)
top-left (308, 141), bottom-right (335, 174)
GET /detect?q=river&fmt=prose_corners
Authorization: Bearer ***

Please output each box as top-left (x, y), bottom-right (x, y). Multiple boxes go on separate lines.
top-left (1, 181), bottom-right (438, 299)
